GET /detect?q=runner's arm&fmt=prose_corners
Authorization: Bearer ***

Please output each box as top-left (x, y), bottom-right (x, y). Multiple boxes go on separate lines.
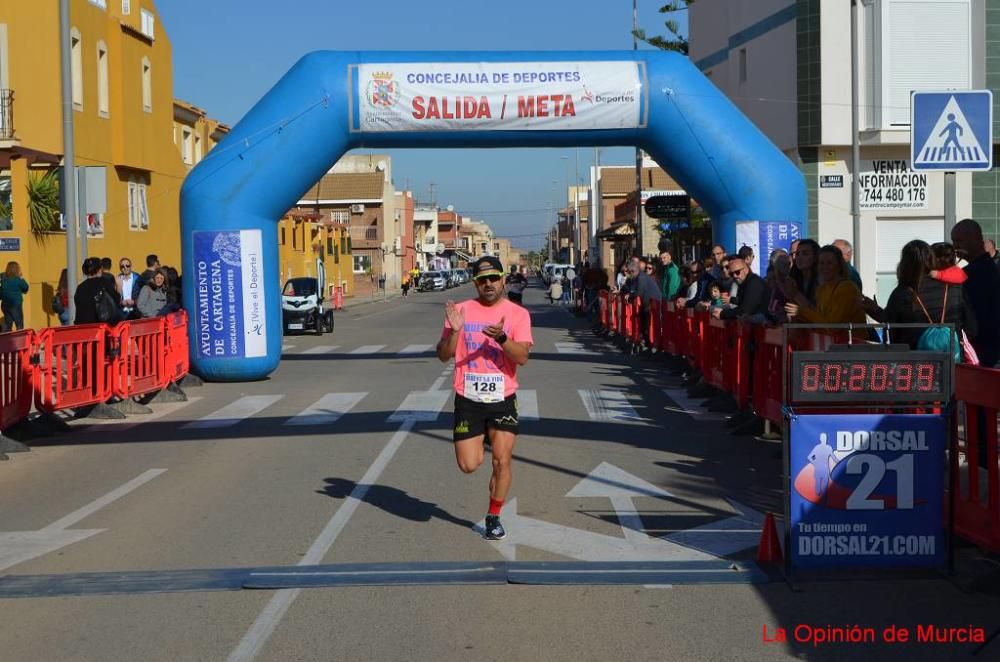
top-left (498, 337), bottom-right (530, 366)
top-left (437, 329), bottom-right (459, 362)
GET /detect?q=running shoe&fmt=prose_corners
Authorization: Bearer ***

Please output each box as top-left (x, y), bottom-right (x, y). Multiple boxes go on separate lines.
top-left (484, 515), bottom-right (506, 540)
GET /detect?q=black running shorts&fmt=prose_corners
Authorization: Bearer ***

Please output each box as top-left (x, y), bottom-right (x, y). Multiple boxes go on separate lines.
top-left (452, 393), bottom-right (519, 442)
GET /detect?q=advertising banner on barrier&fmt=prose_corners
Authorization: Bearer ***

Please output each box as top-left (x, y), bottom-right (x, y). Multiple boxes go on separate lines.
top-left (353, 61), bottom-right (644, 132)
top-left (734, 221), bottom-right (801, 276)
top-left (789, 414), bottom-right (945, 569)
top-left (192, 230), bottom-right (267, 360)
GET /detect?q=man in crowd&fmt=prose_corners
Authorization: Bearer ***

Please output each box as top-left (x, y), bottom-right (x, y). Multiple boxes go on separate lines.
top-left (986, 238), bottom-right (999, 267)
top-left (952, 219), bottom-right (1000, 368)
top-left (709, 245), bottom-right (726, 280)
top-left (713, 255), bottom-right (767, 320)
top-left (140, 254), bottom-right (160, 289)
top-left (74, 257), bottom-right (122, 325)
top-left (117, 256), bottom-right (141, 318)
top-left (100, 258), bottom-right (116, 290)
top-left (628, 256), bottom-right (662, 350)
top-left (659, 246), bottom-right (681, 300)
top-left (832, 238), bottom-right (863, 291)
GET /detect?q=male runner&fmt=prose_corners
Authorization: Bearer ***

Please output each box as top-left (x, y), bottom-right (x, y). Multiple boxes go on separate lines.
top-left (437, 256), bottom-right (533, 540)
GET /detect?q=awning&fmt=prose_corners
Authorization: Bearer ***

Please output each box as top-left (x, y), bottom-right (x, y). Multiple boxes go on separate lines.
top-left (596, 221), bottom-right (635, 242)
top-left (0, 146), bottom-right (62, 169)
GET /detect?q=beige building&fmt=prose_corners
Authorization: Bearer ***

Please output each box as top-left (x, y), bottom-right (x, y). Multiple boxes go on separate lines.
top-left (172, 99), bottom-right (229, 171)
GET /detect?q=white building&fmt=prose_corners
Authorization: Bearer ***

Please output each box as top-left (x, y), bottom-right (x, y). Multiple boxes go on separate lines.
top-left (690, 0), bottom-right (990, 301)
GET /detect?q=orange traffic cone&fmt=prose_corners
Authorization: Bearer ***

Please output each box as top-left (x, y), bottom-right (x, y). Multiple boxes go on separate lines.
top-left (757, 512), bottom-right (784, 564)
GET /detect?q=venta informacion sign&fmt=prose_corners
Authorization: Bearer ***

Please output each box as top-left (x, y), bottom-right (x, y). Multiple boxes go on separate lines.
top-left (859, 160), bottom-right (928, 210)
top-left (353, 61), bottom-right (644, 132)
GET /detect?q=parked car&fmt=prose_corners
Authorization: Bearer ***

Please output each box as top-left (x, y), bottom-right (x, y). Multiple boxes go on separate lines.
top-left (282, 277), bottom-right (333, 335)
top-left (419, 271), bottom-right (447, 291)
top-left (456, 269), bottom-right (470, 284)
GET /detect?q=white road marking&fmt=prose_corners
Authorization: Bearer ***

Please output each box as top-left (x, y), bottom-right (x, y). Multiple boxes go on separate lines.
top-left (284, 393), bottom-right (367, 427)
top-left (349, 344), bottom-right (386, 355)
top-left (300, 345), bottom-right (340, 355)
top-left (181, 395), bottom-right (284, 429)
top-left (661, 388), bottom-right (728, 421)
top-left (579, 390), bottom-right (644, 424)
top-left (397, 344), bottom-right (434, 355)
top-left (517, 390), bottom-right (539, 421)
top-left (555, 342), bottom-right (599, 355)
top-left (0, 469), bottom-right (167, 572)
top-left (281, 344), bottom-right (294, 352)
top-left (77, 397), bottom-right (202, 429)
top-left (388, 390), bottom-right (451, 422)
top-left (566, 462), bottom-right (673, 545)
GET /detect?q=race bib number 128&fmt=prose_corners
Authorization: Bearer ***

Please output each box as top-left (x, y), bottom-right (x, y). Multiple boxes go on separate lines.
top-left (464, 373), bottom-right (504, 403)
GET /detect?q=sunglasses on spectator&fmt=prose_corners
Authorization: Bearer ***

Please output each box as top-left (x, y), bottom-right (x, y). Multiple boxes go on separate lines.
top-left (475, 275), bottom-right (502, 283)
top-left (730, 267), bottom-right (747, 276)
top-left (120, 262), bottom-right (131, 269)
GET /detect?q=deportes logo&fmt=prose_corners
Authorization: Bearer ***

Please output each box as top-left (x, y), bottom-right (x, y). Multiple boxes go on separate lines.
top-left (366, 71), bottom-right (400, 108)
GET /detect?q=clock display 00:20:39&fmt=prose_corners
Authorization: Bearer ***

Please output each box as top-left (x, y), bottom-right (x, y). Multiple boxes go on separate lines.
top-left (797, 360), bottom-right (942, 394)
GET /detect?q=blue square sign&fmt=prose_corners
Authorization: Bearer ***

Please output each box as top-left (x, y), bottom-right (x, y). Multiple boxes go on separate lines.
top-left (911, 90), bottom-right (993, 171)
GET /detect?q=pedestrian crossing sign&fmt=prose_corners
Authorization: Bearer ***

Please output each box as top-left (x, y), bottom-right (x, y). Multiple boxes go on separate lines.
top-left (911, 90), bottom-right (993, 171)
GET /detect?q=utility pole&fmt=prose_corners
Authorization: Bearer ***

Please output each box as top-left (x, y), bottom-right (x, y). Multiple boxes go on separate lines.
top-left (633, 0), bottom-right (644, 258)
top-left (850, 0), bottom-right (862, 272)
top-left (59, 0), bottom-right (78, 321)
top-left (574, 149), bottom-right (580, 266)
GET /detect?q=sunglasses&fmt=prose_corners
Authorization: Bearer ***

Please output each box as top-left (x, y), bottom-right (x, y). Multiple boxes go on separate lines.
top-left (120, 263), bottom-right (131, 269)
top-left (476, 275), bottom-right (502, 283)
top-left (730, 267), bottom-right (746, 277)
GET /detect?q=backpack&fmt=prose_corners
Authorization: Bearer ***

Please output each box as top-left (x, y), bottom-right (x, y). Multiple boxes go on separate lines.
top-left (94, 288), bottom-right (118, 324)
top-left (912, 286), bottom-right (961, 362)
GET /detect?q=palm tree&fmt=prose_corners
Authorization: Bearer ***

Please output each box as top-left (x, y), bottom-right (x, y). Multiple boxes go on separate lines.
top-left (27, 169), bottom-right (60, 233)
top-left (632, 1), bottom-right (695, 54)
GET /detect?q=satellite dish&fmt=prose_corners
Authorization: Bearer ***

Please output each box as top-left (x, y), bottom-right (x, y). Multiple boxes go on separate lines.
top-left (446, 205), bottom-right (454, 212)
top-left (376, 160), bottom-right (386, 172)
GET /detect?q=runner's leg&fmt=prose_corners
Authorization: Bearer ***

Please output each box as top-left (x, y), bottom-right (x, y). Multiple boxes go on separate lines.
top-left (486, 428), bottom-right (516, 501)
top-left (454, 435), bottom-right (486, 474)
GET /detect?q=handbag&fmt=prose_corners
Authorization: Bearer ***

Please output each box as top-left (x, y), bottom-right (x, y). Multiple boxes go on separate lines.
top-left (912, 286), bottom-right (961, 362)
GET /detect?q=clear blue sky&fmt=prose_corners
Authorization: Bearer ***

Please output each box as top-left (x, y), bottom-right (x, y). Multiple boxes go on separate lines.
top-left (158, 1), bottom-right (689, 250)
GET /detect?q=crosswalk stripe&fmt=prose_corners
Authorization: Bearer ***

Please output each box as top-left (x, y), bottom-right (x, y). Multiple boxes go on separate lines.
top-left (282, 344), bottom-right (294, 352)
top-left (350, 345), bottom-right (386, 355)
top-left (182, 395), bottom-right (284, 429)
top-left (398, 344), bottom-right (434, 355)
top-left (578, 390), bottom-right (644, 424)
top-left (301, 345), bottom-right (340, 355)
top-left (517, 390), bottom-right (539, 421)
top-left (555, 342), bottom-right (599, 355)
top-left (284, 393), bottom-right (368, 427)
top-left (388, 390), bottom-right (451, 422)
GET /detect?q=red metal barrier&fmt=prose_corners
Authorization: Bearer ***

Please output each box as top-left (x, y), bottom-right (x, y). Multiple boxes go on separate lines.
top-left (34, 324), bottom-right (112, 413)
top-left (951, 364), bottom-right (1000, 553)
top-left (752, 325), bottom-right (785, 426)
top-left (112, 317), bottom-right (168, 399)
top-left (647, 299), bottom-right (661, 349)
top-left (730, 321), bottom-right (754, 410)
top-left (703, 316), bottom-right (727, 389)
top-left (0, 330), bottom-right (35, 431)
top-left (164, 310), bottom-right (190, 383)
top-left (599, 291), bottom-right (610, 330)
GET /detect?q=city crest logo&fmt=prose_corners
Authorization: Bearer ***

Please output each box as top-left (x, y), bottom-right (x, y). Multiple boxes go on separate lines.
top-left (366, 71), bottom-right (400, 108)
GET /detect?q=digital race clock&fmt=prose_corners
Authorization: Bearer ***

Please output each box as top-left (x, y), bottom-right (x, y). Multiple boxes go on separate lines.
top-left (789, 351), bottom-right (951, 403)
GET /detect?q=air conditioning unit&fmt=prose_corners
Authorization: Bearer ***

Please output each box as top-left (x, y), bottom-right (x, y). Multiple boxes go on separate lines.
top-left (350, 204), bottom-right (365, 214)
top-left (393, 236), bottom-right (402, 255)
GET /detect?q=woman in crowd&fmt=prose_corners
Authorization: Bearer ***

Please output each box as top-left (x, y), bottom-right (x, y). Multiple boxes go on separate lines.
top-left (137, 269), bottom-right (170, 318)
top-left (785, 238), bottom-right (821, 305)
top-left (0, 261), bottom-right (29, 331)
top-left (861, 240), bottom-right (973, 349)
top-left (53, 268), bottom-right (71, 326)
top-left (764, 249), bottom-right (792, 324)
top-left (784, 245), bottom-right (866, 326)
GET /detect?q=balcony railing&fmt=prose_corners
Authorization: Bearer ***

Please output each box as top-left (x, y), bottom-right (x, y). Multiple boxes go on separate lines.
top-left (349, 225), bottom-right (381, 245)
top-left (0, 90), bottom-right (13, 141)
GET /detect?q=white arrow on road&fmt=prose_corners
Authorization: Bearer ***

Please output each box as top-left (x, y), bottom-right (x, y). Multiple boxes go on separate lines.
top-left (661, 499), bottom-right (772, 558)
top-left (565, 462), bottom-right (672, 545)
top-left (0, 469), bottom-right (166, 572)
top-left (476, 498), bottom-right (714, 562)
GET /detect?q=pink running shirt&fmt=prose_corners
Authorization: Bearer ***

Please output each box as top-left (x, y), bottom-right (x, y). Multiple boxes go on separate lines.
top-left (441, 298), bottom-right (533, 398)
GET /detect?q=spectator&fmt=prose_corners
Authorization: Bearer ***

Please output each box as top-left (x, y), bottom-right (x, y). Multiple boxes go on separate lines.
top-left (164, 266), bottom-right (181, 309)
top-left (784, 245), bottom-right (866, 325)
top-left (765, 249), bottom-right (792, 324)
top-left (658, 247), bottom-right (681, 300)
top-left (53, 268), bottom-right (71, 326)
top-left (615, 262), bottom-right (628, 290)
top-left (100, 257), bottom-right (116, 291)
top-left (951, 219), bottom-right (999, 367)
top-left (628, 256), bottom-right (662, 350)
top-left (716, 256), bottom-right (734, 302)
top-left (985, 238), bottom-right (999, 267)
top-left (861, 239), bottom-right (972, 350)
top-left (678, 260), bottom-right (708, 307)
top-left (713, 256), bottom-right (767, 320)
top-left (787, 238), bottom-right (821, 304)
top-left (139, 254), bottom-right (160, 289)
top-left (737, 245), bottom-right (755, 267)
top-left (705, 281), bottom-right (725, 313)
top-left (929, 242), bottom-right (967, 285)
top-left (117, 256), bottom-right (141, 319)
top-left (0, 261), bottom-right (28, 331)
top-left (401, 273), bottom-right (411, 297)
top-left (137, 269), bottom-right (170, 318)
top-left (709, 245), bottom-right (726, 279)
top-left (74, 257), bottom-right (122, 325)
top-left (832, 238), bottom-right (863, 291)
top-left (790, 239), bottom-right (801, 261)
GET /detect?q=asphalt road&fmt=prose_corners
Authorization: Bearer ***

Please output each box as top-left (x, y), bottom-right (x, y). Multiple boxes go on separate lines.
top-left (0, 279), bottom-right (997, 662)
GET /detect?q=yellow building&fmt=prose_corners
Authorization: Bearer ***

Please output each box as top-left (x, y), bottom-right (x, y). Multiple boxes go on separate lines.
top-left (278, 209), bottom-right (353, 302)
top-left (173, 98), bottom-right (229, 171)
top-left (0, 0), bottom-right (186, 328)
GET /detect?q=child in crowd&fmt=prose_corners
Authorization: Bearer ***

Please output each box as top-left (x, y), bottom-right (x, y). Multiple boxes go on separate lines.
top-left (706, 282), bottom-right (725, 313)
top-left (929, 242), bottom-right (967, 284)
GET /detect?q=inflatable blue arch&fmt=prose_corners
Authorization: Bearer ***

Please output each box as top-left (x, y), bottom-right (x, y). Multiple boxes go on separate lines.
top-left (180, 50), bottom-right (805, 382)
